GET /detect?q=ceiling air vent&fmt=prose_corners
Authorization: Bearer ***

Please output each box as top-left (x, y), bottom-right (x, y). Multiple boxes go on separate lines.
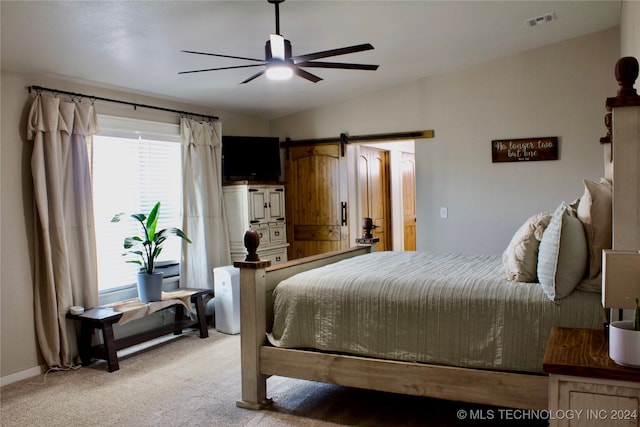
top-left (526, 12), bottom-right (556, 27)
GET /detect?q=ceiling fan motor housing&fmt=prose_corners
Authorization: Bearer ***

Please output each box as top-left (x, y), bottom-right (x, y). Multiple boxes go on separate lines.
top-left (265, 39), bottom-right (292, 62)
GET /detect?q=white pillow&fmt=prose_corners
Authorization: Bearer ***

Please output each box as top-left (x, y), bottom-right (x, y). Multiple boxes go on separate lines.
top-left (537, 202), bottom-right (588, 301)
top-left (503, 213), bottom-right (551, 282)
top-left (577, 178), bottom-right (612, 283)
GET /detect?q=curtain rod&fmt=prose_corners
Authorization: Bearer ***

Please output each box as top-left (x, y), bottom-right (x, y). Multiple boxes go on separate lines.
top-left (28, 85), bottom-right (219, 121)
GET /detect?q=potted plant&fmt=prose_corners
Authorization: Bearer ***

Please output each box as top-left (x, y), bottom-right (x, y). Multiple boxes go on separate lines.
top-left (609, 298), bottom-right (640, 368)
top-left (111, 202), bottom-right (191, 302)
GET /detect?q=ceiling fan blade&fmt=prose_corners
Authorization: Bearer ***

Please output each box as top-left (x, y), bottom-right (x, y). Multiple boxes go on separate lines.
top-left (241, 70), bottom-right (266, 84)
top-left (293, 67), bottom-right (323, 83)
top-left (179, 64), bottom-right (266, 75)
top-left (296, 61), bottom-right (379, 71)
top-left (292, 43), bottom-right (374, 63)
top-left (181, 50), bottom-right (264, 63)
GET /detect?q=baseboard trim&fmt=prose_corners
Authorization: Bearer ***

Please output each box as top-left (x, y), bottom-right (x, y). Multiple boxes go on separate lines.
top-left (1, 364), bottom-right (47, 387)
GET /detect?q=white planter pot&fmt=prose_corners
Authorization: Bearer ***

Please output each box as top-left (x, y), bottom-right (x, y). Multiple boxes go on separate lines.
top-left (609, 321), bottom-right (640, 368)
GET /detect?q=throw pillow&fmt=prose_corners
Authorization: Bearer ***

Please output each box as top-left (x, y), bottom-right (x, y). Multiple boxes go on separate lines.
top-left (577, 178), bottom-right (612, 283)
top-left (537, 202), bottom-right (588, 301)
top-left (503, 212), bottom-right (551, 282)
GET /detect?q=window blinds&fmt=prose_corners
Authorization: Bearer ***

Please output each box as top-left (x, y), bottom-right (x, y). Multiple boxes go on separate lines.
top-left (92, 116), bottom-right (182, 291)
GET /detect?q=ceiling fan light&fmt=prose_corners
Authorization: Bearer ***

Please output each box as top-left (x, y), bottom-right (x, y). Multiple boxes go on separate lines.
top-left (266, 64), bottom-right (293, 80)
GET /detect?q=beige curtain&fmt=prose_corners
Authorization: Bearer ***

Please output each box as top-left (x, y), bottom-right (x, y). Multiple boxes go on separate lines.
top-left (180, 118), bottom-right (231, 293)
top-left (27, 95), bottom-right (99, 368)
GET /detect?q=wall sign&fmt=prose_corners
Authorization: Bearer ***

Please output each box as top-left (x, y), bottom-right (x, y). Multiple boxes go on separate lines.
top-left (491, 137), bottom-right (558, 163)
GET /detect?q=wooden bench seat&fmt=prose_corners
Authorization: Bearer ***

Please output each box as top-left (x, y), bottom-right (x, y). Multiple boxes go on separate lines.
top-left (67, 288), bottom-right (213, 372)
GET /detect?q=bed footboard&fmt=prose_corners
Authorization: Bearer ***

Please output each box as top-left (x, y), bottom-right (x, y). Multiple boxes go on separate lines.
top-left (234, 245), bottom-right (373, 409)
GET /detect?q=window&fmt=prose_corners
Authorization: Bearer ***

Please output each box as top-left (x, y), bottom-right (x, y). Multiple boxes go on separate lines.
top-left (91, 116), bottom-right (182, 293)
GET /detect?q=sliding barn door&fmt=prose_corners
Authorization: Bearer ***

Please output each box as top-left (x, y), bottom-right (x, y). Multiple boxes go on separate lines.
top-left (358, 146), bottom-right (391, 251)
top-left (285, 144), bottom-right (349, 259)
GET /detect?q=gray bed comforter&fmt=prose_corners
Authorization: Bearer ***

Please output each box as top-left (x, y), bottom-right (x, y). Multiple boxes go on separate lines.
top-left (268, 251), bottom-right (605, 373)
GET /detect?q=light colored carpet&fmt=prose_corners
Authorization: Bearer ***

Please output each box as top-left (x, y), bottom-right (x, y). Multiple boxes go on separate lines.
top-left (0, 329), bottom-right (546, 426)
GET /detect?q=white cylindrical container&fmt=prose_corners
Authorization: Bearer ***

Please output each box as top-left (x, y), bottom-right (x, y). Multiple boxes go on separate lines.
top-left (609, 321), bottom-right (640, 368)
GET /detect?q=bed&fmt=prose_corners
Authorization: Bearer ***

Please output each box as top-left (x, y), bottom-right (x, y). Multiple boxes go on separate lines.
top-left (234, 56), bottom-right (640, 411)
top-left (268, 251), bottom-right (604, 375)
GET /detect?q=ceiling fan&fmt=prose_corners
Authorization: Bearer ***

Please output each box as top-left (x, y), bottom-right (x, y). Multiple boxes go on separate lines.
top-left (179, 0), bottom-right (379, 84)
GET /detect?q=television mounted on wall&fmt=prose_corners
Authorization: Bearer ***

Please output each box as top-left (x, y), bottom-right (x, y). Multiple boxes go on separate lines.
top-left (222, 135), bottom-right (281, 182)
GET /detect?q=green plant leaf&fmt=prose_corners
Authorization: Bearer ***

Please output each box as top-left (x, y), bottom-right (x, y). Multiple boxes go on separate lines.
top-left (146, 202), bottom-right (160, 242)
top-left (111, 212), bottom-right (126, 223)
top-left (123, 236), bottom-right (142, 249)
top-left (131, 213), bottom-right (146, 223)
top-left (160, 227), bottom-right (192, 243)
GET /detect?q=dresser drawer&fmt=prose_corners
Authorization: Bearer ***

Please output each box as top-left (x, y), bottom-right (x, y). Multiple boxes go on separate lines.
top-left (269, 223), bottom-right (286, 244)
top-left (258, 247), bottom-right (288, 265)
top-left (250, 224), bottom-right (269, 243)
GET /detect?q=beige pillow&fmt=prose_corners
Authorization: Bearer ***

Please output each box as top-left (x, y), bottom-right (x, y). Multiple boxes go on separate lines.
top-left (537, 202), bottom-right (588, 301)
top-left (577, 178), bottom-right (612, 283)
top-left (503, 212), bottom-right (552, 282)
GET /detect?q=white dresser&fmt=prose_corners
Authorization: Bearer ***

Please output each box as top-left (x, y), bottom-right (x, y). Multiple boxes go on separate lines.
top-left (223, 182), bottom-right (288, 265)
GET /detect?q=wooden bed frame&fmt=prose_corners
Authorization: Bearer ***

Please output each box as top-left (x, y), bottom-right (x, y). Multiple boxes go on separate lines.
top-left (234, 57), bottom-right (640, 411)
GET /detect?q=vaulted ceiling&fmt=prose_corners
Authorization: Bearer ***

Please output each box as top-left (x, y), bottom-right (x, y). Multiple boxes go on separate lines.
top-left (1, 1), bottom-right (621, 120)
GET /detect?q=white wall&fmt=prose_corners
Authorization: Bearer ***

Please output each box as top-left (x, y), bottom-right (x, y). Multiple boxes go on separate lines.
top-left (270, 28), bottom-right (620, 255)
top-left (621, 0), bottom-right (640, 59)
top-left (0, 70), bottom-right (269, 381)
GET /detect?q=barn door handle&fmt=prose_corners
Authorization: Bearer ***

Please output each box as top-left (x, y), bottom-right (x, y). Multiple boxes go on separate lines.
top-left (341, 202), bottom-right (347, 226)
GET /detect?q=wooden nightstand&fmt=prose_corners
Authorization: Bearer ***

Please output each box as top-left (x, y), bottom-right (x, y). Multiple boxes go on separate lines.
top-left (543, 327), bottom-right (640, 426)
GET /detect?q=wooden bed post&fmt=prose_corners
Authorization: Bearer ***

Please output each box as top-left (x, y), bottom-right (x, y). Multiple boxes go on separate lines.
top-left (605, 57), bottom-right (640, 250)
top-left (234, 242), bottom-right (273, 409)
